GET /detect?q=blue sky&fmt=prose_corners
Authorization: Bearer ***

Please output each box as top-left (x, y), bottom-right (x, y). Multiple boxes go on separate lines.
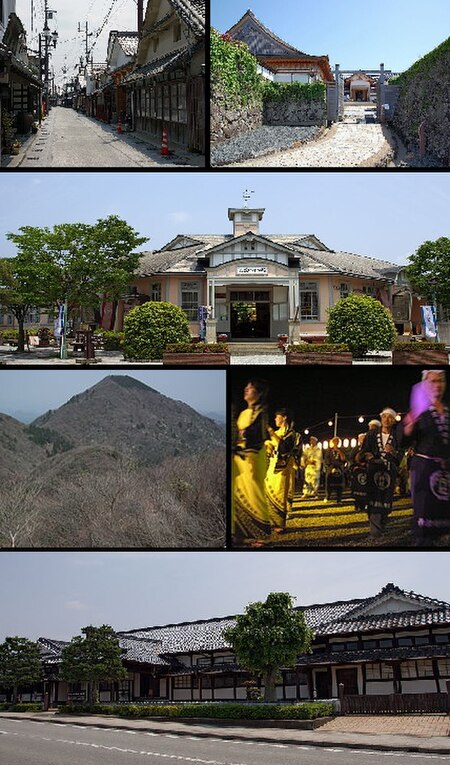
top-left (1, 173), bottom-right (449, 266)
top-left (0, 551), bottom-right (449, 641)
top-left (0, 370), bottom-right (226, 421)
top-left (211, 0), bottom-right (450, 72)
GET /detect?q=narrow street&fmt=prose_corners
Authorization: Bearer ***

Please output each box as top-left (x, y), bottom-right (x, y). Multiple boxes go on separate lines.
top-left (0, 718), bottom-right (447, 765)
top-left (16, 107), bottom-right (203, 169)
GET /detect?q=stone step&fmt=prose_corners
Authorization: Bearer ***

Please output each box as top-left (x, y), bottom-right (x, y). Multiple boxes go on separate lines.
top-left (229, 342), bottom-right (282, 356)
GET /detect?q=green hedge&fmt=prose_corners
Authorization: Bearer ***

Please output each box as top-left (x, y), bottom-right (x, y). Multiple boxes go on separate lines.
top-left (94, 330), bottom-right (124, 351)
top-left (390, 36), bottom-right (450, 90)
top-left (0, 702), bottom-right (42, 712)
top-left (165, 343), bottom-right (229, 354)
top-left (392, 341), bottom-right (447, 351)
top-left (287, 343), bottom-right (349, 353)
top-left (263, 81), bottom-right (326, 103)
top-left (61, 701), bottom-right (334, 720)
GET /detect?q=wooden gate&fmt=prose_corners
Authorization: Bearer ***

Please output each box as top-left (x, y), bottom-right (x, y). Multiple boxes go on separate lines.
top-left (341, 692), bottom-right (448, 715)
top-left (187, 75), bottom-right (204, 153)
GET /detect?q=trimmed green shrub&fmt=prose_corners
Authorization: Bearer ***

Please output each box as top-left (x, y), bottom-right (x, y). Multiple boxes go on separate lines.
top-left (95, 330), bottom-right (124, 351)
top-left (60, 701), bottom-right (334, 720)
top-left (392, 341), bottom-right (447, 351)
top-left (165, 342), bottom-right (228, 354)
top-left (0, 702), bottom-right (42, 712)
top-left (326, 295), bottom-right (397, 356)
top-left (287, 343), bottom-right (349, 353)
top-left (123, 302), bottom-right (191, 360)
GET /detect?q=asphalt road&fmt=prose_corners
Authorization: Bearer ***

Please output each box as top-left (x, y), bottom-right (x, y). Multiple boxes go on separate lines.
top-left (0, 718), bottom-right (447, 765)
top-left (18, 107), bottom-right (201, 168)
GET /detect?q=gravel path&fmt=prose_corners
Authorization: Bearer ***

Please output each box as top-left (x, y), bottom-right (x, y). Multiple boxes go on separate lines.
top-left (212, 104), bottom-right (394, 168)
top-left (211, 125), bottom-right (323, 166)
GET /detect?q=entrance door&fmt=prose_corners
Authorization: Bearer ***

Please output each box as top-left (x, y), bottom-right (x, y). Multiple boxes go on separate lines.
top-left (231, 301), bottom-right (270, 338)
top-left (314, 670), bottom-right (331, 699)
top-left (336, 667), bottom-right (359, 695)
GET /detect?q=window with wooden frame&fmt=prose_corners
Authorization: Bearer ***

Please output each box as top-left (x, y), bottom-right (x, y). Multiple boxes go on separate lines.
top-left (400, 659), bottom-right (434, 679)
top-left (365, 662), bottom-right (394, 680)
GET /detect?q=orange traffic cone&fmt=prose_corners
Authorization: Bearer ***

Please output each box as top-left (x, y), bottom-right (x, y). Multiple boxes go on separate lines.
top-left (117, 118), bottom-right (122, 135)
top-left (161, 128), bottom-right (169, 156)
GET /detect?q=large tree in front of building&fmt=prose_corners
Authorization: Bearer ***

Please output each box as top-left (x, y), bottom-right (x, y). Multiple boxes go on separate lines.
top-left (0, 257), bottom-right (41, 353)
top-left (406, 237), bottom-right (450, 313)
top-left (0, 636), bottom-right (43, 703)
top-left (223, 592), bottom-right (313, 702)
top-left (6, 216), bottom-right (147, 329)
top-left (60, 625), bottom-right (127, 705)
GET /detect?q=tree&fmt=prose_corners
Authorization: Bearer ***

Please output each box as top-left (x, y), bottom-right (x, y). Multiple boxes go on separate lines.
top-left (223, 592), bottom-right (313, 702)
top-left (60, 625), bottom-right (127, 704)
top-left (6, 216), bottom-right (147, 329)
top-left (0, 637), bottom-right (43, 703)
top-left (326, 294), bottom-right (397, 356)
top-left (0, 257), bottom-right (39, 352)
top-left (406, 237), bottom-right (450, 313)
top-left (123, 301), bottom-right (191, 360)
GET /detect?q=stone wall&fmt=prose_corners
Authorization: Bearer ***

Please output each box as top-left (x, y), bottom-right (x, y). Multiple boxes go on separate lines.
top-left (391, 41), bottom-right (450, 165)
top-left (263, 98), bottom-right (327, 127)
top-left (211, 92), bottom-right (262, 144)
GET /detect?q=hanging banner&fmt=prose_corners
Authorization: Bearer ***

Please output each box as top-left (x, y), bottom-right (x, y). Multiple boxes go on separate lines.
top-left (421, 305), bottom-right (437, 339)
top-left (198, 306), bottom-right (208, 340)
top-left (53, 303), bottom-right (64, 337)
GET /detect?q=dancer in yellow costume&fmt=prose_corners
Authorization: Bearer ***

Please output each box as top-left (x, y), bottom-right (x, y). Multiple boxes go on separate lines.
top-left (233, 379), bottom-right (271, 547)
top-left (265, 408), bottom-right (296, 533)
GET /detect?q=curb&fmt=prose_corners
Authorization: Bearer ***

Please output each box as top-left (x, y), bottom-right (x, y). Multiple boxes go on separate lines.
top-left (1, 714), bottom-right (449, 756)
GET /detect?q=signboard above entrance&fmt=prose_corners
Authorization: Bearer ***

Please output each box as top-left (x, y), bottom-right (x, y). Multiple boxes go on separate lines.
top-left (237, 266), bottom-right (268, 275)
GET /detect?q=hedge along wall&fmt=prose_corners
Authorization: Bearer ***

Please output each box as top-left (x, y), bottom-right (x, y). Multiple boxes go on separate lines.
top-left (390, 36), bottom-right (450, 165)
top-left (263, 81), bottom-right (327, 126)
top-left (210, 28), bottom-right (264, 143)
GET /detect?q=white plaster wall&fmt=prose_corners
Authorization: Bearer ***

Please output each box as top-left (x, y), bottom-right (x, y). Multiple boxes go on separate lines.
top-left (214, 689), bottom-right (234, 700)
top-left (401, 679), bottom-right (436, 693)
top-left (366, 681), bottom-right (395, 695)
top-left (173, 689), bottom-right (191, 701)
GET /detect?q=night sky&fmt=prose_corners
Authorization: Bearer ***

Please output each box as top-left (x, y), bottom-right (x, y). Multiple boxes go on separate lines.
top-left (230, 367), bottom-right (449, 442)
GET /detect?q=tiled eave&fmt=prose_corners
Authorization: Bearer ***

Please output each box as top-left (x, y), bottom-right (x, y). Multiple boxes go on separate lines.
top-left (297, 643), bottom-right (450, 667)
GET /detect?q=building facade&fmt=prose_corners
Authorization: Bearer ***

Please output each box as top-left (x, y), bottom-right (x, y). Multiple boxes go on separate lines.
top-left (4, 583), bottom-right (449, 705)
top-left (106, 203), bottom-right (419, 341)
top-left (124, 0), bottom-right (205, 153)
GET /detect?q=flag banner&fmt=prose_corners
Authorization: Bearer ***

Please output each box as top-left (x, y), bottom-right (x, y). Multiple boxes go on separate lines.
top-left (421, 305), bottom-right (437, 339)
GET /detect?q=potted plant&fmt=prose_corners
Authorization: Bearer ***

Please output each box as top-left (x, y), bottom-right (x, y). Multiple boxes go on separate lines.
top-left (392, 341), bottom-right (448, 365)
top-left (162, 342), bottom-right (230, 366)
top-left (10, 139), bottom-right (21, 155)
top-left (286, 342), bottom-right (352, 365)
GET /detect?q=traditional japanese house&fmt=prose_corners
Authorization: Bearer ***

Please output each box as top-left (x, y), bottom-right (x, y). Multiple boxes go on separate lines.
top-left (0, 7), bottom-right (40, 148)
top-left (5, 584), bottom-right (449, 707)
top-left (104, 31), bottom-right (139, 125)
top-left (226, 10), bottom-right (334, 84)
top-left (123, 0), bottom-right (205, 153)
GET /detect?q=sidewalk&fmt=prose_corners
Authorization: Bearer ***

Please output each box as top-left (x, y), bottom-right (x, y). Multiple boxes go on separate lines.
top-left (0, 346), bottom-right (160, 366)
top-left (0, 712), bottom-right (448, 755)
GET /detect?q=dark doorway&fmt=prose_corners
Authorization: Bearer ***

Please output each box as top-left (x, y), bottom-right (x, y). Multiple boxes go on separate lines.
top-left (140, 673), bottom-right (159, 699)
top-left (336, 667), bottom-right (359, 695)
top-left (231, 301), bottom-right (270, 338)
top-left (315, 670), bottom-right (331, 698)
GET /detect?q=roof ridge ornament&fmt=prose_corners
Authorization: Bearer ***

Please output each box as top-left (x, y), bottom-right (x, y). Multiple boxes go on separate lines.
top-left (242, 189), bottom-right (254, 208)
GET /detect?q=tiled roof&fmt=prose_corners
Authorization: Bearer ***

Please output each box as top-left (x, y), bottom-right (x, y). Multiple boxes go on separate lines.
top-left (117, 32), bottom-right (139, 57)
top-left (170, 0), bottom-right (205, 36)
top-left (124, 46), bottom-right (191, 82)
top-left (297, 643), bottom-right (450, 666)
top-left (136, 233), bottom-right (400, 281)
top-left (37, 585), bottom-right (450, 667)
top-left (227, 10), bottom-right (307, 58)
